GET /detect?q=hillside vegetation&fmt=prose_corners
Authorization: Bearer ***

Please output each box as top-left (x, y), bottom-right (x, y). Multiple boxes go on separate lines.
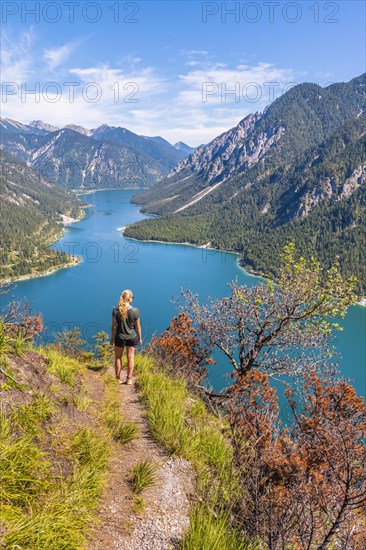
top-left (0, 301), bottom-right (242, 549)
top-left (0, 151), bottom-right (84, 281)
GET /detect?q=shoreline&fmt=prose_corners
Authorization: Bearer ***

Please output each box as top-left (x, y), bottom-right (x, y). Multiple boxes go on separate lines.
top-left (60, 213), bottom-right (81, 226)
top-left (75, 187), bottom-right (145, 196)
top-left (3, 188), bottom-right (365, 307)
top-left (1, 257), bottom-right (82, 286)
top-left (1, 209), bottom-right (86, 286)
top-left (119, 228), bottom-right (365, 304)
top-left (119, 227), bottom-right (262, 280)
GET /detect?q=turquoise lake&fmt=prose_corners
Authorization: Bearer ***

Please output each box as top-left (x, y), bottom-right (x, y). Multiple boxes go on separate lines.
top-left (4, 189), bottom-right (366, 397)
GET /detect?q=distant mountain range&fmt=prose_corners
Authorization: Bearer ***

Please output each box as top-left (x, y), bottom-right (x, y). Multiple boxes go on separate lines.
top-left (125, 73), bottom-right (366, 295)
top-left (29, 121), bottom-right (197, 156)
top-left (0, 118), bottom-right (194, 190)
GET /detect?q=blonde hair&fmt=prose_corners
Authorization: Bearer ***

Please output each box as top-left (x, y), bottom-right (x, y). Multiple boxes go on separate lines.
top-left (118, 289), bottom-right (133, 320)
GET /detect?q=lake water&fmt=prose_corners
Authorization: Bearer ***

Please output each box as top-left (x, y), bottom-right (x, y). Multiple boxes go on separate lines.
top-left (4, 190), bottom-right (366, 397)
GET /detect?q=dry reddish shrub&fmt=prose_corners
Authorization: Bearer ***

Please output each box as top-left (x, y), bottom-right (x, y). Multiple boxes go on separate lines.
top-left (228, 371), bottom-right (366, 549)
top-left (2, 297), bottom-right (43, 341)
top-left (146, 312), bottom-right (214, 385)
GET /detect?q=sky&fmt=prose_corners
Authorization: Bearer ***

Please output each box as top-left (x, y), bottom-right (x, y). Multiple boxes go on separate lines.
top-left (1, 0), bottom-right (365, 146)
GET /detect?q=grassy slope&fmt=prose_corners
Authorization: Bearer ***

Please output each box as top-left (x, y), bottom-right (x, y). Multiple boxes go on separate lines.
top-left (0, 338), bottom-right (142, 549)
top-left (0, 308), bottom-right (254, 550)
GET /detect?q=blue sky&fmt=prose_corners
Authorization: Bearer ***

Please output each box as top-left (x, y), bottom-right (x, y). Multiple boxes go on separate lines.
top-left (1, 0), bottom-right (365, 145)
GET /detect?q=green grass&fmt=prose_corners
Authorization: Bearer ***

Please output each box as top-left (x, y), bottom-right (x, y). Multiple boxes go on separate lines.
top-left (140, 371), bottom-right (190, 454)
top-left (0, 346), bottom-right (112, 550)
top-left (0, 411), bottom-right (50, 509)
top-left (112, 422), bottom-right (140, 444)
top-left (41, 346), bottom-right (85, 386)
top-left (2, 423), bottom-right (111, 550)
top-left (74, 394), bottom-right (93, 412)
top-left (71, 427), bottom-right (110, 468)
top-left (103, 400), bottom-right (123, 428)
top-left (3, 428), bottom-right (110, 549)
top-left (181, 504), bottom-right (252, 550)
top-left (10, 394), bottom-right (55, 437)
top-left (130, 459), bottom-right (158, 494)
top-left (11, 332), bottom-right (29, 356)
top-left (136, 355), bottom-right (233, 475)
top-left (0, 366), bottom-right (26, 390)
top-left (0, 320), bottom-right (12, 361)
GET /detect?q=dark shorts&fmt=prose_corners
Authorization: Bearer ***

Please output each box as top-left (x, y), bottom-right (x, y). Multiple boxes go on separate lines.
top-left (114, 334), bottom-right (139, 348)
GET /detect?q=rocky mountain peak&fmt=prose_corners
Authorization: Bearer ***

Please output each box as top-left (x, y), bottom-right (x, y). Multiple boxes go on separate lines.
top-left (167, 110), bottom-right (278, 185)
top-left (63, 124), bottom-right (93, 136)
top-left (29, 120), bottom-right (60, 133)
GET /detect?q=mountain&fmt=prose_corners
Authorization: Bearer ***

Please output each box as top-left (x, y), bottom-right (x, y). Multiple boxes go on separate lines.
top-left (174, 141), bottom-right (196, 155)
top-left (0, 150), bottom-right (84, 280)
top-left (29, 120), bottom-right (60, 133)
top-left (0, 118), bottom-right (190, 189)
top-left (150, 135), bottom-right (176, 147)
top-left (132, 75), bottom-right (366, 215)
top-left (125, 74), bottom-right (366, 294)
top-left (1, 117), bottom-right (36, 135)
top-left (64, 124), bottom-right (93, 136)
top-left (0, 117), bottom-right (46, 162)
top-left (30, 128), bottom-right (170, 189)
top-left (91, 125), bottom-right (187, 169)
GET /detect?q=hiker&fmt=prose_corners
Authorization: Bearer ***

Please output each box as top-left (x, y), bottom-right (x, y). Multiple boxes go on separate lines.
top-left (110, 289), bottom-right (142, 384)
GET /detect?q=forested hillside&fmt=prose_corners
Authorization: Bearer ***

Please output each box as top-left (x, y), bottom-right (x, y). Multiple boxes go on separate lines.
top-left (0, 151), bottom-right (84, 281)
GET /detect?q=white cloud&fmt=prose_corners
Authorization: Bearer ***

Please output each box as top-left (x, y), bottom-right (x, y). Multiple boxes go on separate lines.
top-left (115, 59), bottom-right (297, 144)
top-left (180, 49), bottom-right (210, 57)
top-left (177, 62), bottom-right (295, 107)
top-left (68, 64), bottom-right (167, 97)
top-left (124, 55), bottom-right (143, 64)
top-left (0, 29), bottom-right (35, 83)
top-left (1, 32), bottom-right (296, 146)
top-left (43, 42), bottom-right (77, 69)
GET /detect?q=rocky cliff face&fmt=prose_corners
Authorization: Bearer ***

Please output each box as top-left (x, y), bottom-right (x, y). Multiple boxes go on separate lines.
top-left (168, 113), bottom-right (283, 184)
top-left (132, 111), bottom-right (286, 213)
top-left (63, 124), bottom-right (93, 137)
top-left (340, 164), bottom-right (366, 199)
top-left (294, 162), bottom-right (366, 218)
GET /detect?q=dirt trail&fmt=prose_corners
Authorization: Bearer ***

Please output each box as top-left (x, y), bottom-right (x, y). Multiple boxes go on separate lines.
top-left (88, 370), bottom-right (194, 550)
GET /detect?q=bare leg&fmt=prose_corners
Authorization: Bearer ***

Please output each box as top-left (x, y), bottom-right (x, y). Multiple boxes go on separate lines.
top-left (126, 346), bottom-right (136, 382)
top-left (114, 345), bottom-right (124, 379)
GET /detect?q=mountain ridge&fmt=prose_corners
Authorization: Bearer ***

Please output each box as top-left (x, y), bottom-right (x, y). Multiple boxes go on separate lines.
top-left (132, 74), bottom-right (366, 215)
top-left (125, 73), bottom-right (366, 294)
top-left (1, 118), bottom-right (194, 189)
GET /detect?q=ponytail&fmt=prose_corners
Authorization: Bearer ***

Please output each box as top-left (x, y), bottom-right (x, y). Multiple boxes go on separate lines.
top-left (118, 289), bottom-right (133, 320)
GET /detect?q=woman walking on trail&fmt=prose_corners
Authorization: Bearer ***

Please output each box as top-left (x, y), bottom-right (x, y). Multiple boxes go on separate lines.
top-left (110, 289), bottom-right (142, 384)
